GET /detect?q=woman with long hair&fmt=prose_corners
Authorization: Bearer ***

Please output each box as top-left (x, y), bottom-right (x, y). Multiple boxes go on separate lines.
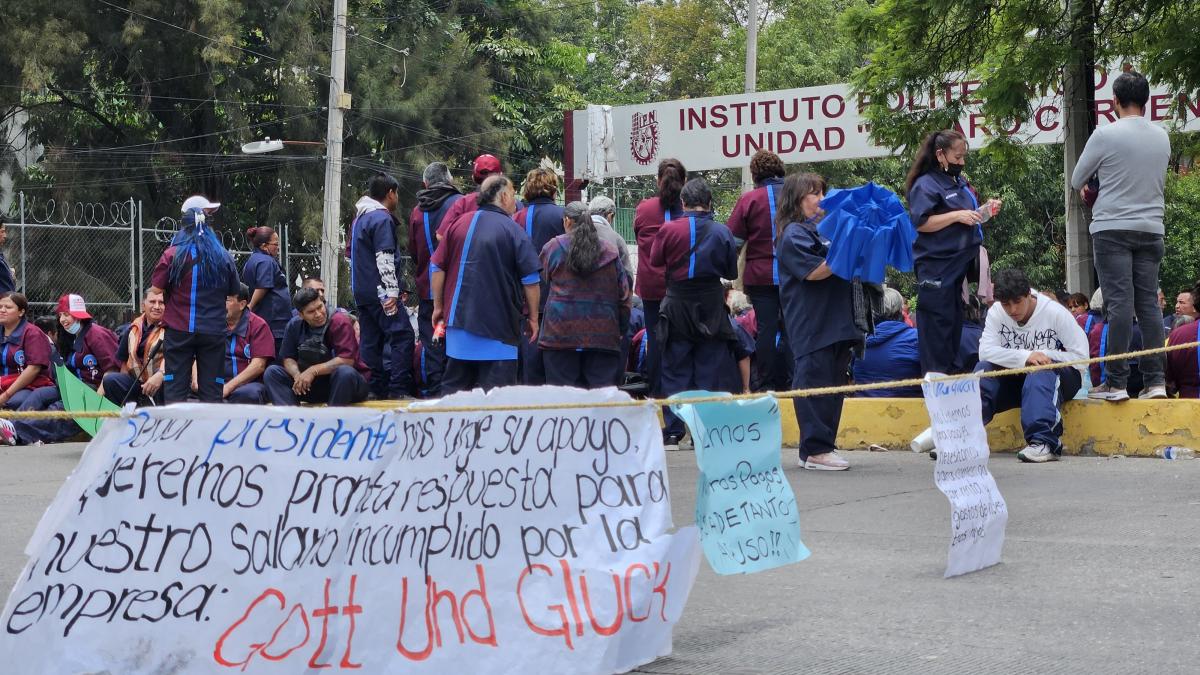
top-left (242, 225), bottom-right (291, 353)
top-left (634, 159), bottom-right (687, 443)
top-left (538, 202), bottom-right (631, 388)
top-left (150, 203), bottom-right (241, 403)
top-left (776, 173), bottom-right (863, 471)
top-left (905, 129), bottom-right (1001, 374)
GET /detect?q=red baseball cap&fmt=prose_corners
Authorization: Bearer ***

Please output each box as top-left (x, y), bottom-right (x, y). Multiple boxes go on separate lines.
top-left (56, 294), bottom-right (92, 320)
top-left (472, 154), bottom-right (502, 184)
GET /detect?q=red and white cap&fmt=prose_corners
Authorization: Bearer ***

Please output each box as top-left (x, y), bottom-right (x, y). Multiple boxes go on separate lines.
top-left (55, 294), bottom-right (92, 320)
top-left (181, 195), bottom-right (221, 213)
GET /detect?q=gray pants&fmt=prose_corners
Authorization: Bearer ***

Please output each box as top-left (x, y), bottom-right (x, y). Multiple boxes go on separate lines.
top-left (1092, 230), bottom-right (1165, 388)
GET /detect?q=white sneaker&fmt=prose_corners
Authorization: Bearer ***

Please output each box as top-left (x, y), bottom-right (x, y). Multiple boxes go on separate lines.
top-left (1017, 442), bottom-right (1058, 463)
top-left (911, 427), bottom-right (935, 453)
top-left (1088, 384), bottom-right (1130, 402)
top-left (1138, 385), bottom-right (1168, 400)
top-left (803, 450), bottom-right (850, 471)
top-left (0, 419), bottom-right (16, 446)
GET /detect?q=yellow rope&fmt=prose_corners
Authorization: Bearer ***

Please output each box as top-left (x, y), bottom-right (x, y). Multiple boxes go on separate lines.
top-left (2, 340), bottom-right (1196, 420)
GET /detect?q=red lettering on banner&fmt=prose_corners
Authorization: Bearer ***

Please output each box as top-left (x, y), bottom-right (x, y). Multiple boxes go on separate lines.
top-left (624, 563), bottom-right (651, 622)
top-left (396, 577), bottom-right (434, 661)
top-left (711, 105), bottom-right (728, 128)
top-left (309, 579), bottom-right (338, 669)
top-left (780, 99), bottom-right (800, 122)
top-left (1094, 99), bottom-right (1116, 123)
top-left (1183, 95), bottom-right (1200, 119)
top-left (1035, 105), bottom-right (1059, 132)
top-left (822, 95), bottom-right (846, 119)
top-left (968, 114), bottom-right (992, 139)
top-left (1150, 94), bottom-right (1172, 121)
top-left (397, 566), bottom-right (496, 660)
top-left (579, 571), bottom-right (624, 636)
top-left (1094, 67), bottom-right (1109, 90)
top-left (961, 80), bottom-right (983, 105)
top-left (340, 575), bottom-right (363, 669)
top-left (214, 589), bottom-right (286, 668)
top-left (518, 563), bottom-right (575, 649)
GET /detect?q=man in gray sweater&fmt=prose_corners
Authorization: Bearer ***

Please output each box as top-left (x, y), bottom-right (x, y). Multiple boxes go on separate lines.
top-left (1070, 70), bottom-right (1171, 401)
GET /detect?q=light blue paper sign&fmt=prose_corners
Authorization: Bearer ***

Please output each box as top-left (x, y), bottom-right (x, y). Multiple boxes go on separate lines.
top-left (670, 392), bottom-right (810, 575)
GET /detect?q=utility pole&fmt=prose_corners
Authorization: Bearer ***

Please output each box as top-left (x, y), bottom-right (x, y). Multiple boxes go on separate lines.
top-left (741, 0), bottom-right (759, 192)
top-left (322, 0), bottom-right (349, 305)
top-left (1062, 0), bottom-right (1096, 294)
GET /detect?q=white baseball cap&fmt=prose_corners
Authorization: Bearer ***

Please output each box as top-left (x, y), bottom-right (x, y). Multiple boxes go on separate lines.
top-left (181, 195), bottom-right (221, 213)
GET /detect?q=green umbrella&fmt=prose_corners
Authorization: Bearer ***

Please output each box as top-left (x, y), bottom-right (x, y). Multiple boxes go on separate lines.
top-left (54, 365), bottom-right (120, 437)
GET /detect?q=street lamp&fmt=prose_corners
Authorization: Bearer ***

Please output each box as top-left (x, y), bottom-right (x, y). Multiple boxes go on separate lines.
top-left (240, 137), bottom-right (324, 154)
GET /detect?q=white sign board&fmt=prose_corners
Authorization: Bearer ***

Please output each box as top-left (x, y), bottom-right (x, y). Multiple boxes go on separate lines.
top-left (0, 388), bottom-right (701, 673)
top-left (570, 69), bottom-right (1200, 178)
top-left (922, 376), bottom-right (1009, 578)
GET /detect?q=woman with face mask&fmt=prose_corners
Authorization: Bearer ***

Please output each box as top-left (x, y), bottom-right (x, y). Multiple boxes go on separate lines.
top-left (55, 294), bottom-right (119, 390)
top-left (905, 130), bottom-right (1001, 375)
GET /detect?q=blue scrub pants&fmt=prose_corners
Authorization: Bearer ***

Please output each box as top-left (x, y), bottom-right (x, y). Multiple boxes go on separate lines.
top-left (791, 340), bottom-right (854, 460)
top-left (643, 300), bottom-right (664, 395)
top-left (11, 386), bottom-right (76, 444)
top-left (746, 285), bottom-right (786, 391)
top-left (442, 358), bottom-right (518, 394)
top-left (976, 362), bottom-right (1082, 453)
top-left (520, 334), bottom-right (545, 385)
top-left (263, 364), bottom-right (368, 406)
top-left (660, 338), bottom-right (735, 439)
top-left (915, 249), bottom-right (976, 374)
top-left (358, 302), bottom-right (415, 399)
top-left (226, 382), bottom-right (268, 404)
top-left (543, 349), bottom-right (621, 389)
top-left (417, 299), bottom-right (446, 397)
top-left (164, 328), bottom-right (224, 404)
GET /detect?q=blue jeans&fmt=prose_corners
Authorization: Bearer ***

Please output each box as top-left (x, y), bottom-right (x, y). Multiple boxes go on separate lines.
top-left (1091, 230), bottom-right (1166, 388)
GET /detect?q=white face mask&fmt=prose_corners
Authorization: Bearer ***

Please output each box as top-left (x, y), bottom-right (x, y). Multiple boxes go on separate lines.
top-left (64, 321), bottom-right (82, 335)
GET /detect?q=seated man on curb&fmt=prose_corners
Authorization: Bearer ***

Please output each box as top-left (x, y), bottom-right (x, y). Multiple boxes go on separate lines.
top-left (102, 289), bottom-right (166, 406)
top-left (914, 269), bottom-right (1088, 463)
top-left (222, 284), bottom-right (275, 403)
top-left (264, 287), bottom-right (370, 406)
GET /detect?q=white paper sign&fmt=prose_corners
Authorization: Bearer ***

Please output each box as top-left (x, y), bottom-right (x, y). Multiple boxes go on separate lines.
top-left (921, 376), bottom-right (1008, 578)
top-left (0, 387), bottom-right (700, 673)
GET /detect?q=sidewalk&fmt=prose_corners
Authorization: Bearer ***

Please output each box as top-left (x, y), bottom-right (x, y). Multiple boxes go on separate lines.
top-left (1, 444), bottom-right (1197, 673)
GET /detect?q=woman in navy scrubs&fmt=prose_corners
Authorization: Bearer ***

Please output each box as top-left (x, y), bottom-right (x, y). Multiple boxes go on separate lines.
top-left (905, 130), bottom-right (1001, 374)
top-left (777, 173), bottom-right (863, 471)
top-left (151, 207), bottom-right (241, 403)
top-left (242, 226), bottom-right (292, 353)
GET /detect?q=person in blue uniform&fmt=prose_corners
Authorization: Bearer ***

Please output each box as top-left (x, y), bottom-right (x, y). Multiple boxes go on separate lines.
top-left (264, 288), bottom-right (371, 406)
top-left (223, 283), bottom-right (275, 403)
top-left (513, 167), bottom-right (567, 385)
top-left (0, 222), bottom-right (15, 294)
top-left (0, 293), bottom-right (55, 411)
top-left (777, 173), bottom-right (864, 471)
top-left (242, 226), bottom-right (291, 354)
top-left (407, 162), bottom-right (462, 397)
top-left (55, 294), bottom-right (120, 390)
top-left (150, 205), bottom-right (241, 403)
top-left (649, 178), bottom-right (740, 410)
top-left (905, 129), bottom-right (1001, 375)
top-left (727, 150), bottom-right (788, 391)
top-left (350, 172), bottom-right (416, 400)
top-left (431, 175), bottom-right (542, 393)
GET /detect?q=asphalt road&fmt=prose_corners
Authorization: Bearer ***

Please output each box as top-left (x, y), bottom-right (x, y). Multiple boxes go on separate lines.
top-left (2, 443), bottom-right (1198, 674)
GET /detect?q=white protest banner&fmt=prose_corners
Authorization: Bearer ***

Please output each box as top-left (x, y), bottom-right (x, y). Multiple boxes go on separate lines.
top-left (0, 387), bottom-right (701, 674)
top-left (921, 376), bottom-right (1009, 578)
top-left (670, 393), bottom-right (809, 575)
top-left (568, 67), bottom-right (1200, 178)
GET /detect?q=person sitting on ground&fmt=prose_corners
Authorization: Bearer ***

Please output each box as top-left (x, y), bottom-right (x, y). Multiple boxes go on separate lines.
top-left (56, 294), bottom-right (119, 391)
top-left (1080, 288), bottom-right (1145, 397)
top-left (1172, 287), bottom-right (1198, 329)
top-left (0, 293), bottom-right (56, 415)
top-left (101, 289), bottom-right (166, 406)
top-left (1066, 292), bottom-right (1090, 317)
top-left (852, 287), bottom-right (921, 397)
top-left (1166, 282), bottom-right (1200, 398)
top-left (587, 195), bottom-right (635, 280)
top-left (955, 294), bottom-right (986, 374)
top-left (723, 283), bottom-right (755, 394)
top-left (222, 283), bottom-right (275, 403)
top-left (538, 201), bottom-right (631, 389)
top-left (263, 287), bottom-right (370, 406)
top-left (919, 269), bottom-right (1088, 463)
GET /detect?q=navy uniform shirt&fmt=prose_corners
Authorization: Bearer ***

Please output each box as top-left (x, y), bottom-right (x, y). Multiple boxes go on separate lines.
top-left (349, 207), bottom-right (400, 306)
top-left (0, 252), bottom-right (14, 294)
top-left (152, 245), bottom-right (241, 336)
top-left (513, 197), bottom-right (566, 255)
top-left (431, 204), bottom-right (542, 347)
top-left (241, 250), bottom-right (292, 338)
top-left (408, 194), bottom-right (463, 300)
top-left (649, 211), bottom-right (739, 284)
top-left (778, 220), bottom-right (861, 357)
top-left (907, 170), bottom-right (983, 265)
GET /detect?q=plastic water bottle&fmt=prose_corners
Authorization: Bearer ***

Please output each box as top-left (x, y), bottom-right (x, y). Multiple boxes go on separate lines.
top-left (1156, 446), bottom-right (1195, 460)
top-left (377, 285), bottom-right (398, 316)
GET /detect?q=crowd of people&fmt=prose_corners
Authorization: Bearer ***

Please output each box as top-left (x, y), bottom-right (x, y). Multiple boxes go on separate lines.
top-left (0, 70), bottom-right (1192, 467)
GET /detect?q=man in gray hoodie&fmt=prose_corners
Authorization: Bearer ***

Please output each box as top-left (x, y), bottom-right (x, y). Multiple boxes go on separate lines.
top-left (1070, 70), bottom-right (1171, 402)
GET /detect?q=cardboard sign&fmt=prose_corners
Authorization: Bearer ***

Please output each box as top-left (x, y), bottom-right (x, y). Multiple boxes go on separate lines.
top-left (0, 387), bottom-right (700, 673)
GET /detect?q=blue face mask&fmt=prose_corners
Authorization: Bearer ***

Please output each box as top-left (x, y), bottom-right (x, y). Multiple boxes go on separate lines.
top-left (64, 321), bottom-right (82, 335)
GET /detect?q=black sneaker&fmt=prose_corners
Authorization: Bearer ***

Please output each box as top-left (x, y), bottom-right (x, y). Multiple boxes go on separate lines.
top-left (929, 449), bottom-right (937, 460)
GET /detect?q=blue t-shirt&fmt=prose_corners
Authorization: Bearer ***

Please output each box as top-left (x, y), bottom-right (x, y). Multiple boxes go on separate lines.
top-left (241, 250), bottom-right (292, 338)
top-left (350, 207), bottom-right (400, 306)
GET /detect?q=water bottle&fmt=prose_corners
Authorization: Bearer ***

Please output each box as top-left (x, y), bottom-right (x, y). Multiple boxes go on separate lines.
top-left (377, 285), bottom-right (398, 316)
top-left (1156, 446), bottom-right (1195, 460)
